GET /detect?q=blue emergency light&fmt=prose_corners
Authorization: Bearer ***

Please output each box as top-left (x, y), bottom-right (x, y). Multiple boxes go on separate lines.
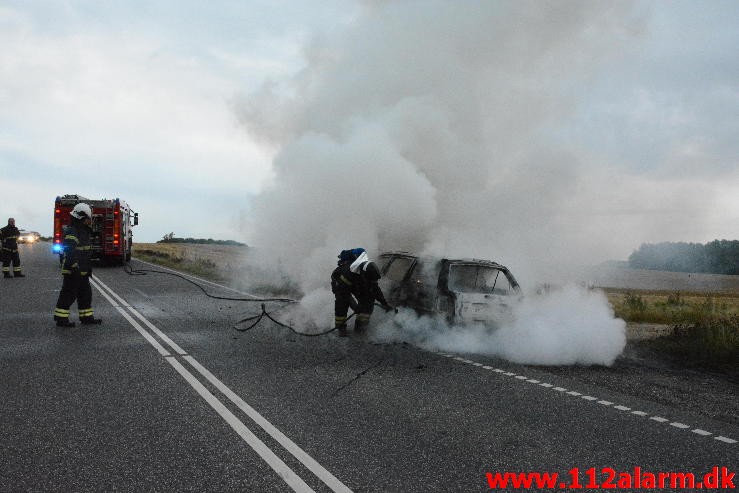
top-left (52, 244), bottom-right (63, 253)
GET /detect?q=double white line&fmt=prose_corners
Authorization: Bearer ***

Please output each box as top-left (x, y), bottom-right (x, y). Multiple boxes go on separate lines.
top-left (90, 275), bottom-right (353, 493)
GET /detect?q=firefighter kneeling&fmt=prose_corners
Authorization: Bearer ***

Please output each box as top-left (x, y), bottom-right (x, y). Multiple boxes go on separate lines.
top-left (53, 203), bottom-right (102, 327)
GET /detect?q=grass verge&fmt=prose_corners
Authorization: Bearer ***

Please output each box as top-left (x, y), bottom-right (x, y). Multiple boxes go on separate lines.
top-left (606, 289), bottom-right (739, 324)
top-left (606, 289), bottom-right (739, 375)
top-left (642, 315), bottom-right (739, 376)
top-left (133, 245), bottom-right (222, 281)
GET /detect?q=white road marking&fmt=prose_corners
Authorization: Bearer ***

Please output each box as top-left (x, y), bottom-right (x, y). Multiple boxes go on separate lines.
top-left (716, 436), bottom-right (737, 444)
top-left (91, 275), bottom-right (353, 493)
top-left (166, 357), bottom-right (316, 493)
top-left (92, 280), bottom-right (170, 357)
top-left (184, 356), bottom-right (353, 493)
top-left (438, 352), bottom-right (735, 445)
top-left (94, 276), bottom-right (187, 355)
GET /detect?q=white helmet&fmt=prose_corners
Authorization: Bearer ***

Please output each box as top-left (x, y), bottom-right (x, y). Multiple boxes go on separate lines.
top-left (71, 203), bottom-right (92, 220)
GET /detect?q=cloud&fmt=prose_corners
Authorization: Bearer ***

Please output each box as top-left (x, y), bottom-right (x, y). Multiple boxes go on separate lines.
top-left (0, 5), bottom-right (279, 240)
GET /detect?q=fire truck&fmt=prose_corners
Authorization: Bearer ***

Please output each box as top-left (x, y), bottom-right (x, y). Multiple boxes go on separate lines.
top-left (53, 194), bottom-right (139, 265)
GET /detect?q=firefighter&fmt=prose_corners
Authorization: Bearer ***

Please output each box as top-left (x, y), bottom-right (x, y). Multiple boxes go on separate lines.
top-left (1, 218), bottom-right (25, 278)
top-left (348, 248), bottom-right (391, 333)
top-left (331, 248), bottom-right (391, 336)
top-left (53, 203), bottom-right (102, 327)
top-left (331, 249), bottom-right (360, 337)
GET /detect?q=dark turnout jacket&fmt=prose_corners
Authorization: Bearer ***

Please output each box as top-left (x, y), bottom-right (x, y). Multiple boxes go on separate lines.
top-left (61, 220), bottom-right (93, 276)
top-left (0, 225), bottom-right (20, 251)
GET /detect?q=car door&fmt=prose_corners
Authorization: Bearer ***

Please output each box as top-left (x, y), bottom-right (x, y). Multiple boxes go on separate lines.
top-left (447, 263), bottom-right (516, 326)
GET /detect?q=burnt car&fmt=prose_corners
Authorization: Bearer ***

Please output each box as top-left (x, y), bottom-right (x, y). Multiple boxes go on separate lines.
top-left (377, 251), bottom-right (521, 326)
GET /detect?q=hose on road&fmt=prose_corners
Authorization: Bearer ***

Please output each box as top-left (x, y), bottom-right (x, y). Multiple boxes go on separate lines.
top-left (123, 262), bottom-right (349, 336)
top-left (123, 263), bottom-right (296, 302)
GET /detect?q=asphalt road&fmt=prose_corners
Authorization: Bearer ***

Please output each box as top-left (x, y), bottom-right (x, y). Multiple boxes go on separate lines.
top-left (1, 243), bottom-right (736, 492)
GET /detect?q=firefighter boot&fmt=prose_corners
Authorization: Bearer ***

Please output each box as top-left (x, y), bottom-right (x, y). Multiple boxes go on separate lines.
top-left (80, 316), bottom-right (103, 325)
top-left (354, 316), bottom-right (369, 334)
top-left (14, 272), bottom-right (25, 278)
top-left (54, 317), bottom-right (75, 328)
top-left (3, 272), bottom-right (11, 278)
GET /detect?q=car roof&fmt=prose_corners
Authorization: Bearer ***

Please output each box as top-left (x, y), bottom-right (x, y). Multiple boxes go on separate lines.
top-left (379, 251), bottom-right (510, 270)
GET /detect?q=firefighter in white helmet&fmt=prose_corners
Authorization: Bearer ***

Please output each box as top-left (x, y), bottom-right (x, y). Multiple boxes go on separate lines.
top-left (53, 203), bottom-right (102, 327)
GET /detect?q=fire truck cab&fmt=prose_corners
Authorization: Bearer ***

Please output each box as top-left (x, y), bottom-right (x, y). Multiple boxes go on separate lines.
top-left (53, 194), bottom-right (139, 265)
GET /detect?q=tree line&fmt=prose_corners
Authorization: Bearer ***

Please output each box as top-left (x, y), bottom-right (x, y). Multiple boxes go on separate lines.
top-left (158, 232), bottom-right (246, 247)
top-left (628, 240), bottom-right (739, 275)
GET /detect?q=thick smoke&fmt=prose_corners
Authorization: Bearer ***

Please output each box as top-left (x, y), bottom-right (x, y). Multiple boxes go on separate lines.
top-left (235, 1), bottom-right (640, 365)
top-left (237, 1), bottom-right (646, 289)
top-left (373, 286), bottom-right (625, 366)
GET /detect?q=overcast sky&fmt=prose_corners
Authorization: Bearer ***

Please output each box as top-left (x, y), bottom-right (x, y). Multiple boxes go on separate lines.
top-left (1, 1), bottom-right (737, 266)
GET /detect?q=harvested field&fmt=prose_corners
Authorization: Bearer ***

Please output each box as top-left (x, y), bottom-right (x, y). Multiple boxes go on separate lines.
top-left (133, 243), bottom-right (248, 280)
top-left (584, 265), bottom-right (739, 294)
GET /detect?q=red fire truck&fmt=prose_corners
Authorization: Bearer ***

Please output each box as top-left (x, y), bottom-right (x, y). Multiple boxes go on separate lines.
top-left (53, 194), bottom-right (139, 265)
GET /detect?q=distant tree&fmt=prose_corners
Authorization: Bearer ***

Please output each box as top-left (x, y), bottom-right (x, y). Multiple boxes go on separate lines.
top-left (156, 234), bottom-right (247, 247)
top-left (628, 240), bottom-right (739, 275)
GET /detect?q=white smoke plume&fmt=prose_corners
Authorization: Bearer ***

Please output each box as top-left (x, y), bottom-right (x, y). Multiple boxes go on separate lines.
top-left (234, 1), bottom-right (650, 365)
top-left (372, 286), bottom-right (626, 366)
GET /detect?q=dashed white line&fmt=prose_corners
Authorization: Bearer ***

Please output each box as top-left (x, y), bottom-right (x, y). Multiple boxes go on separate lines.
top-left (438, 351), bottom-right (735, 445)
top-left (716, 436), bottom-right (737, 444)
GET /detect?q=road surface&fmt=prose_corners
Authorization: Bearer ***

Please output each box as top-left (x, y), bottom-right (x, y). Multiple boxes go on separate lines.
top-left (1, 243), bottom-right (736, 492)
